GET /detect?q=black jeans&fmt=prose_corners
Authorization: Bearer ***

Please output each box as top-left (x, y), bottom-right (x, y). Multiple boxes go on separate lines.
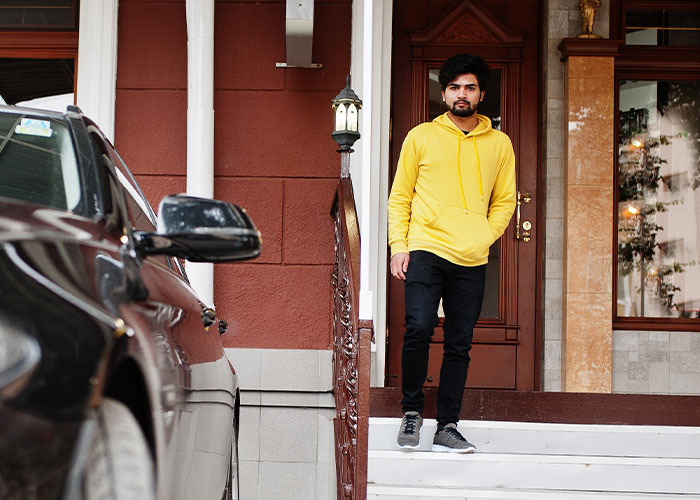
top-left (401, 250), bottom-right (486, 427)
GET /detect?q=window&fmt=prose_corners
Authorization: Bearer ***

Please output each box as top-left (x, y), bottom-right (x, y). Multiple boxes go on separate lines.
top-left (0, 1), bottom-right (79, 31)
top-left (625, 9), bottom-right (700, 47)
top-left (0, 1), bottom-right (79, 111)
top-left (614, 1), bottom-right (700, 329)
top-left (0, 58), bottom-right (75, 110)
top-left (617, 80), bottom-right (700, 319)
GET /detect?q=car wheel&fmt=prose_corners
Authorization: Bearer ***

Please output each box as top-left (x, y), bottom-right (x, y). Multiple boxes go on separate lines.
top-left (82, 397), bottom-right (155, 500)
top-left (222, 429), bottom-right (240, 500)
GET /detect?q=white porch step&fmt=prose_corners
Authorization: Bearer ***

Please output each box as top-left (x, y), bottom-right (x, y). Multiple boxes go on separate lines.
top-left (368, 450), bottom-right (700, 494)
top-left (367, 485), bottom-right (699, 500)
top-left (369, 417), bottom-right (700, 458)
top-left (367, 417), bottom-right (700, 499)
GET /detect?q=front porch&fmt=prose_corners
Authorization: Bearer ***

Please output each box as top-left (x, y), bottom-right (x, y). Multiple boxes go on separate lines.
top-left (331, 174), bottom-right (700, 499)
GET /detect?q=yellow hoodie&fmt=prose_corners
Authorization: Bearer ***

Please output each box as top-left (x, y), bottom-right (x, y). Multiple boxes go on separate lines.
top-left (388, 112), bottom-right (516, 267)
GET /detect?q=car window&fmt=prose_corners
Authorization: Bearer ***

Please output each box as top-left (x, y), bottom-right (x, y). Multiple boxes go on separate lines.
top-left (103, 142), bottom-right (176, 270)
top-left (87, 130), bottom-right (154, 233)
top-left (108, 146), bottom-right (158, 228)
top-left (114, 168), bottom-right (157, 233)
top-left (0, 111), bottom-right (82, 212)
top-left (87, 130), bottom-right (172, 270)
top-left (102, 147), bottom-right (156, 234)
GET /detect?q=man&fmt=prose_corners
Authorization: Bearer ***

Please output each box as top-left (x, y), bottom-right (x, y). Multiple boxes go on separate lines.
top-left (388, 53), bottom-right (516, 453)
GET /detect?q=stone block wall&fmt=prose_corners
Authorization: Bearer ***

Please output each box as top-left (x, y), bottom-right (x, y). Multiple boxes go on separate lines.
top-left (541, 0), bottom-right (609, 391)
top-left (227, 348), bottom-right (336, 500)
top-left (612, 331), bottom-right (700, 395)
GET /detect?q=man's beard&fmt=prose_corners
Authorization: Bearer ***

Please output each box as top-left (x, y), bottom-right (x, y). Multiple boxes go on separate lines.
top-left (449, 101), bottom-right (477, 117)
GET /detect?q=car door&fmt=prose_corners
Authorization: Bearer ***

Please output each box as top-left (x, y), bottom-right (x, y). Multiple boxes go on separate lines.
top-left (89, 128), bottom-right (236, 499)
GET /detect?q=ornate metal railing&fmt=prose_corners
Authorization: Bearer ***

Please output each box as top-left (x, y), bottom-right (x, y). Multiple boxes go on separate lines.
top-left (331, 176), bottom-right (373, 500)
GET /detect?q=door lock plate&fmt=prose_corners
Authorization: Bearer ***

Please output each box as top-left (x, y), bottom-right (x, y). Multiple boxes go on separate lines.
top-left (516, 191), bottom-right (533, 241)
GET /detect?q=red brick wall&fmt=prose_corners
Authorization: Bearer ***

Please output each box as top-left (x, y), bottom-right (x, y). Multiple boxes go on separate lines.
top-left (114, 0), bottom-right (351, 349)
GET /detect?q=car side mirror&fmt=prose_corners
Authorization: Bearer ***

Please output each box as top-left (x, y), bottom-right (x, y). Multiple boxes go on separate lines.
top-left (135, 195), bottom-right (262, 262)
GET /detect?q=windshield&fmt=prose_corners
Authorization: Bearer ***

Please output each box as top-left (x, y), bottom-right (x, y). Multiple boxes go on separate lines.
top-left (0, 111), bottom-right (81, 212)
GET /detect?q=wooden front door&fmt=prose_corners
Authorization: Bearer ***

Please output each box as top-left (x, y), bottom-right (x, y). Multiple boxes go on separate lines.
top-left (387, 0), bottom-right (541, 390)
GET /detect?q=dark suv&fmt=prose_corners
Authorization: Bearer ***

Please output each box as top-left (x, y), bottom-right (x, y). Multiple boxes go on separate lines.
top-left (0, 105), bottom-right (260, 500)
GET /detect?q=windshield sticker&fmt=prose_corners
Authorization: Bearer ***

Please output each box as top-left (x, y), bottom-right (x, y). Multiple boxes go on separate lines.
top-left (15, 118), bottom-right (53, 138)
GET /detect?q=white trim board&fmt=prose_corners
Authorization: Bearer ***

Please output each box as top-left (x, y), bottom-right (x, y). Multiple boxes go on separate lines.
top-left (76, 0), bottom-right (119, 141)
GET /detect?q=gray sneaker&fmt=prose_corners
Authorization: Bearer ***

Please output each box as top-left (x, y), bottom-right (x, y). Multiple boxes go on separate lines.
top-left (396, 411), bottom-right (423, 450)
top-left (432, 423), bottom-right (476, 453)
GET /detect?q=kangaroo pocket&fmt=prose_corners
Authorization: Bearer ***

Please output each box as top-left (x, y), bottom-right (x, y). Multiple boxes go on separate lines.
top-left (420, 204), bottom-right (494, 261)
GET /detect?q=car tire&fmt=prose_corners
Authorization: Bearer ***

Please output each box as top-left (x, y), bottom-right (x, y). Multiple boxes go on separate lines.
top-left (82, 397), bottom-right (156, 500)
top-left (222, 430), bottom-right (240, 500)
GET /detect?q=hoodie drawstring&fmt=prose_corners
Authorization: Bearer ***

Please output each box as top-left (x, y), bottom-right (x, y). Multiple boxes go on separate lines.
top-left (456, 138), bottom-right (468, 211)
top-left (456, 134), bottom-right (485, 210)
top-left (472, 136), bottom-right (484, 201)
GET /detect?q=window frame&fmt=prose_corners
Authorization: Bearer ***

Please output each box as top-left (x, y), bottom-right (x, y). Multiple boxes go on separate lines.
top-left (617, 1), bottom-right (700, 48)
top-left (0, 30), bottom-right (78, 108)
top-left (612, 0), bottom-right (700, 331)
top-left (0, 1), bottom-right (79, 31)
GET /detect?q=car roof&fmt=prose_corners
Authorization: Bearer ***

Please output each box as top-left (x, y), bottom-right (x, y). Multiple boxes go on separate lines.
top-left (0, 103), bottom-right (81, 122)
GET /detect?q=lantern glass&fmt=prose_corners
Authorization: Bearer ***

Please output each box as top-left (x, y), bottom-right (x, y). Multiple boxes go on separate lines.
top-left (347, 104), bottom-right (358, 132)
top-left (335, 105), bottom-right (347, 132)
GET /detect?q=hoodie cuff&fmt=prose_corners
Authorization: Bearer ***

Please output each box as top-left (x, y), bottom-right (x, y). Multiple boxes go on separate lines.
top-left (390, 241), bottom-right (409, 257)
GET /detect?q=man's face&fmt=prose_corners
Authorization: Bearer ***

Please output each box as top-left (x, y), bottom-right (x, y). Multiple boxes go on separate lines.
top-left (442, 73), bottom-right (485, 118)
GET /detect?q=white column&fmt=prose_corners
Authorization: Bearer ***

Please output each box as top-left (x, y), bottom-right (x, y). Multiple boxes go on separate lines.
top-left (357, 0), bottom-right (374, 322)
top-left (371, 0), bottom-right (393, 386)
top-left (185, 0), bottom-right (215, 306)
top-left (350, 0), bottom-right (393, 385)
top-left (76, 0), bottom-right (119, 142)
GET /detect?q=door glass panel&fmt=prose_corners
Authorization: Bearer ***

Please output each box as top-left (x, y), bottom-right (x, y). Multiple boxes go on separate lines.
top-left (428, 68), bottom-right (502, 318)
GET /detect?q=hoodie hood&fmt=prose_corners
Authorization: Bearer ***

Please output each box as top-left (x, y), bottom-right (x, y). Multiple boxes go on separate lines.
top-left (433, 112), bottom-right (493, 137)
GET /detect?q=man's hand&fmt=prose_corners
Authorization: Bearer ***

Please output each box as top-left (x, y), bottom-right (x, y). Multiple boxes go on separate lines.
top-left (390, 253), bottom-right (410, 280)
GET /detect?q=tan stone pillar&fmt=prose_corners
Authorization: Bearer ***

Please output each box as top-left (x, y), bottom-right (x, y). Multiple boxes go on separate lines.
top-left (558, 39), bottom-right (622, 392)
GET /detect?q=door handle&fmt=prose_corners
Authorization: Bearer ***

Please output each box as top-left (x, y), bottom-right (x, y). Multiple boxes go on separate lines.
top-left (516, 191), bottom-right (532, 242)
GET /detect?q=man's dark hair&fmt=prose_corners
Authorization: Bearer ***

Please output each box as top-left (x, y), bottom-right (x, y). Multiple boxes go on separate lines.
top-left (438, 53), bottom-right (489, 90)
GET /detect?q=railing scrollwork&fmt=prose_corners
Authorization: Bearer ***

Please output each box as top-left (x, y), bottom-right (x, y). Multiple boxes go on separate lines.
top-left (331, 177), bottom-right (373, 500)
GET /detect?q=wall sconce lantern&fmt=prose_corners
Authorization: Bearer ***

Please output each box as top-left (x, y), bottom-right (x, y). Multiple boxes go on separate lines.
top-left (331, 75), bottom-right (362, 153)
